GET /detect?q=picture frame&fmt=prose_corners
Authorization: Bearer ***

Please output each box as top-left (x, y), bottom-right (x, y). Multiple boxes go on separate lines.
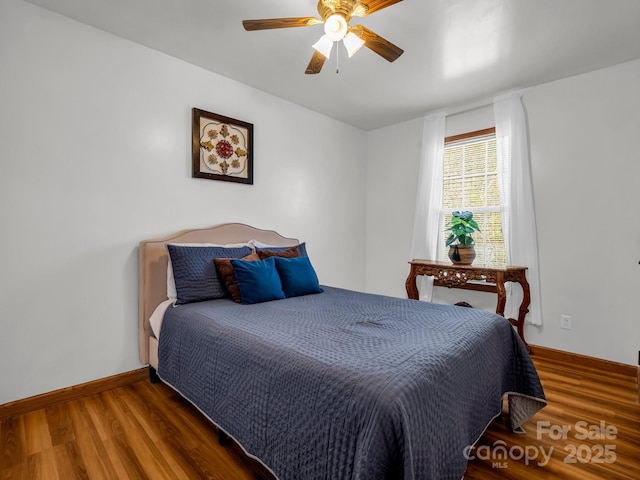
top-left (192, 108), bottom-right (253, 184)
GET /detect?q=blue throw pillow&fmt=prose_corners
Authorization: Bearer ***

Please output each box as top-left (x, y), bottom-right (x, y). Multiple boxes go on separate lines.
top-left (274, 256), bottom-right (323, 298)
top-left (167, 244), bottom-right (252, 305)
top-left (231, 257), bottom-right (286, 305)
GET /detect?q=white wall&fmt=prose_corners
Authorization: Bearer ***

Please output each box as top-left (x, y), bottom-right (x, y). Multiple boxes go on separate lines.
top-left (2, 0), bottom-right (638, 407)
top-left (365, 59), bottom-right (640, 366)
top-left (0, 0), bottom-right (366, 405)
top-left (525, 60), bottom-right (640, 363)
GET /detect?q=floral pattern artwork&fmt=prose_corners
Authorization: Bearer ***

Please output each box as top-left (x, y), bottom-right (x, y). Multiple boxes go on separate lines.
top-left (192, 108), bottom-right (253, 184)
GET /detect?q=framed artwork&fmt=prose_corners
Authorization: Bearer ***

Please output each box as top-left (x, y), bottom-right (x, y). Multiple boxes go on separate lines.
top-left (192, 108), bottom-right (253, 184)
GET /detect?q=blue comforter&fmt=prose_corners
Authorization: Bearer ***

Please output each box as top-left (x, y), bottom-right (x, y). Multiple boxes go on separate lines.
top-left (158, 286), bottom-right (545, 479)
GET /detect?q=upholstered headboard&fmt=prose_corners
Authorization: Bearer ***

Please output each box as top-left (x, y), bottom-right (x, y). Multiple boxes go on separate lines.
top-left (138, 223), bottom-right (299, 364)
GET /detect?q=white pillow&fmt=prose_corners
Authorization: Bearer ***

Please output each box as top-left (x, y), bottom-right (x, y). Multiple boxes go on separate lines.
top-left (166, 242), bottom-right (250, 299)
top-left (249, 239), bottom-right (275, 249)
top-left (249, 239), bottom-right (301, 249)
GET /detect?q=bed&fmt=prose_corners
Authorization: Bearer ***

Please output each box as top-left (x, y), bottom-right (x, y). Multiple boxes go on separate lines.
top-left (138, 223), bottom-right (546, 480)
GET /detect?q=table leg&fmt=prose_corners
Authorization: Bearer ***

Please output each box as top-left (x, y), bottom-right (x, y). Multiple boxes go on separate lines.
top-left (405, 266), bottom-right (419, 300)
top-left (516, 274), bottom-right (531, 351)
top-left (495, 274), bottom-right (507, 317)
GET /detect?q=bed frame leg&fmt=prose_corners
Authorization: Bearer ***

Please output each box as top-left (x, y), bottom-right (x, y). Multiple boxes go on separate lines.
top-left (149, 366), bottom-right (160, 383)
top-left (218, 430), bottom-right (230, 446)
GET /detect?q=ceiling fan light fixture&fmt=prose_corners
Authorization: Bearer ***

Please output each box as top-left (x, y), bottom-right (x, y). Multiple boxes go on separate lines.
top-left (242, 0), bottom-right (405, 74)
top-left (312, 35), bottom-right (334, 59)
top-left (324, 14), bottom-right (348, 41)
top-left (343, 31), bottom-right (365, 57)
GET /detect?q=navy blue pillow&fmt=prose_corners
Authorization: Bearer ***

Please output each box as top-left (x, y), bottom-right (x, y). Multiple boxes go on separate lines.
top-left (231, 257), bottom-right (286, 305)
top-left (167, 244), bottom-right (252, 305)
top-left (274, 256), bottom-right (323, 298)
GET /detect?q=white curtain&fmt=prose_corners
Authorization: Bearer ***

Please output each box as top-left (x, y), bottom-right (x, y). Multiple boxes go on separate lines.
top-left (410, 113), bottom-right (445, 301)
top-left (494, 92), bottom-right (543, 325)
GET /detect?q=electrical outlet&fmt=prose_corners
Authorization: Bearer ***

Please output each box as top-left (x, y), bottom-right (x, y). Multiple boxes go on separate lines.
top-left (560, 314), bottom-right (572, 330)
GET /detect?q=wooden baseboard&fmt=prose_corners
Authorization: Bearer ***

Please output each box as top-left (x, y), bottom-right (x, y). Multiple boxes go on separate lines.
top-left (2, 347), bottom-right (636, 420)
top-left (0, 367), bottom-right (148, 421)
top-left (530, 344), bottom-right (638, 379)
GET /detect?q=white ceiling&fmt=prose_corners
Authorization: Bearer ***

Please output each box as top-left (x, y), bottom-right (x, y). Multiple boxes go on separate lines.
top-left (24, 0), bottom-right (640, 130)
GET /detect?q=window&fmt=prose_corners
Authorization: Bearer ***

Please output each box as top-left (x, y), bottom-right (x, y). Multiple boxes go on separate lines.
top-left (440, 128), bottom-right (506, 265)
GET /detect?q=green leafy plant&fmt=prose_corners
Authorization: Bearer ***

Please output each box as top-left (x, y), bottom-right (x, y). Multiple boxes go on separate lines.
top-left (445, 211), bottom-right (480, 247)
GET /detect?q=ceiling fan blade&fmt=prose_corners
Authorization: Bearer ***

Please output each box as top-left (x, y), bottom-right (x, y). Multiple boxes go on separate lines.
top-left (351, 25), bottom-right (403, 62)
top-left (242, 17), bottom-right (322, 31)
top-left (305, 50), bottom-right (327, 74)
top-left (353, 0), bottom-right (403, 17)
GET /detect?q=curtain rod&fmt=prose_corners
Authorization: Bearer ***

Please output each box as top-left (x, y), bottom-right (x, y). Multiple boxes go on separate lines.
top-left (423, 88), bottom-right (524, 119)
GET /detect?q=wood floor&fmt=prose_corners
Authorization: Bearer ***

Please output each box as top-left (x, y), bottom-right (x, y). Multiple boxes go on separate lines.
top-left (1, 356), bottom-right (638, 479)
top-left (464, 355), bottom-right (639, 480)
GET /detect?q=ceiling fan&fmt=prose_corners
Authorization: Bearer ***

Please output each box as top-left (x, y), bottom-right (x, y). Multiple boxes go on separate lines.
top-left (242, 0), bottom-right (404, 74)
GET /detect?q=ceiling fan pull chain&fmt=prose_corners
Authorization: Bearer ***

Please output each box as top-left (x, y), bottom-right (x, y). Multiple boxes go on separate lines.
top-left (336, 42), bottom-right (340, 74)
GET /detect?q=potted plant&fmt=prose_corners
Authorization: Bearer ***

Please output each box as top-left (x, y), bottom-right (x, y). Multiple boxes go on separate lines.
top-left (445, 210), bottom-right (480, 265)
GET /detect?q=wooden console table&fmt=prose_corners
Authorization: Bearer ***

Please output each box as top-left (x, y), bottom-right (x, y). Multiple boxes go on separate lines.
top-left (405, 260), bottom-right (530, 349)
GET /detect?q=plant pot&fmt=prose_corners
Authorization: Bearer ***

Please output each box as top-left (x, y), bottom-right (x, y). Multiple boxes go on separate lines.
top-left (448, 245), bottom-right (476, 265)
